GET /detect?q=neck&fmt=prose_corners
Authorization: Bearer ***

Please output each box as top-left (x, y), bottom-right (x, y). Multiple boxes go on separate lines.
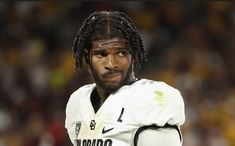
top-left (95, 87), bottom-right (111, 105)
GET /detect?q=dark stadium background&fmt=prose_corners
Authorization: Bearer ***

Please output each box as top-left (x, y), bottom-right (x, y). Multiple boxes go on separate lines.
top-left (0, 2), bottom-right (235, 146)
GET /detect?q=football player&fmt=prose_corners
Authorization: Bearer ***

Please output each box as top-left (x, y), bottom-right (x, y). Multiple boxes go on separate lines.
top-left (65, 11), bottom-right (185, 146)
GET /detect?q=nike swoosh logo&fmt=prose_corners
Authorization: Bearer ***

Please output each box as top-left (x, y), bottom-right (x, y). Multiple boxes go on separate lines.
top-left (102, 127), bottom-right (114, 134)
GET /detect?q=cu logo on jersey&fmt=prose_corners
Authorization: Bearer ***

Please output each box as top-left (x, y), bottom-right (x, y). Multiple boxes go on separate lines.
top-left (90, 120), bottom-right (96, 130)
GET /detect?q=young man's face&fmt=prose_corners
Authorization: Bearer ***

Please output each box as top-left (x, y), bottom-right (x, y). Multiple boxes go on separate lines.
top-left (88, 37), bottom-right (134, 93)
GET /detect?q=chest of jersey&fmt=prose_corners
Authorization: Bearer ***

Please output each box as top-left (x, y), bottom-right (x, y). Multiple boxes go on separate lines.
top-left (72, 89), bottom-right (140, 146)
top-left (66, 79), bottom-right (185, 146)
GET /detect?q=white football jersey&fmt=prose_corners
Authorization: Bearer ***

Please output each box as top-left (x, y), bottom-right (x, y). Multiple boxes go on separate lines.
top-left (65, 79), bottom-right (185, 146)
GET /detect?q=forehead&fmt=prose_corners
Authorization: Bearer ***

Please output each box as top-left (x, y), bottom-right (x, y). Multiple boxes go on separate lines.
top-left (91, 37), bottom-right (126, 49)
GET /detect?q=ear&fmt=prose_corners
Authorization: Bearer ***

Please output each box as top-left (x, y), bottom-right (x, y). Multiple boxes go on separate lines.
top-left (131, 57), bottom-right (136, 73)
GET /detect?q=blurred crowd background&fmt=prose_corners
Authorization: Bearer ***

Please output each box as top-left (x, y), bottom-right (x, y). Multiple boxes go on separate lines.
top-left (0, 1), bottom-right (235, 146)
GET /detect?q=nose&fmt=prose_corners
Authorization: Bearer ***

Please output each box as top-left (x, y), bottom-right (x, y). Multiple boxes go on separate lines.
top-left (105, 55), bottom-right (117, 70)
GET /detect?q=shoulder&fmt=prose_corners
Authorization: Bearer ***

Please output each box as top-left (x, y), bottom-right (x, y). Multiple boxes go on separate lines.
top-left (71, 83), bottom-right (96, 97)
top-left (68, 83), bottom-right (95, 104)
top-left (65, 83), bottom-right (95, 129)
top-left (65, 83), bottom-right (95, 113)
top-left (131, 79), bottom-right (185, 126)
top-left (133, 79), bottom-right (183, 103)
top-left (134, 79), bottom-right (179, 91)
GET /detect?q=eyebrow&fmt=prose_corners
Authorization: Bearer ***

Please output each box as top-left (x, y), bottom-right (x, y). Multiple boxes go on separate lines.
top-left (92, 48), bottom-right (106, 51)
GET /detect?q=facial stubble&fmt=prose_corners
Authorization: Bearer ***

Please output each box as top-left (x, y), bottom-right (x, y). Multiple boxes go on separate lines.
top-left (89, 63), bottom-right (134, 94)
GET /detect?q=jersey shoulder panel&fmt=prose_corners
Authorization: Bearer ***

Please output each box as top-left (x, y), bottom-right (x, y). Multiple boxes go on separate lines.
top-left (131, 79), bottom-right (185, 127)
top-left (66, 84), bottom-right (95, 110)
top-left (71, 84), bottom-right (95, 99)
top-left (65, 83), bottom-right (95, 129)
top-left (130, 79), bottom-right (181, 102)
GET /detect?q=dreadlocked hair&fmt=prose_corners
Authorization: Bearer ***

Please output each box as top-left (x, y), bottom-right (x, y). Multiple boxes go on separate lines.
top-left (72, 11), bottom-right (147, 72)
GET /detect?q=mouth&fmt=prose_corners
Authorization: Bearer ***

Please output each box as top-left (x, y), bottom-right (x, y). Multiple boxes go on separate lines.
top-left (102, 72), bottom-right (123, 81)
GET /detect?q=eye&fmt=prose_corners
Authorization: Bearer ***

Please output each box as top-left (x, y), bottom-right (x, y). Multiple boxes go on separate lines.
top-left (117, 50), bottom-right (128, 57)
top-left (93, 50), bottom-right (107, 58)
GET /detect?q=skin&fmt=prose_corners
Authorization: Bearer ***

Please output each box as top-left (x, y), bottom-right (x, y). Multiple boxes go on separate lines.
top-left (87, 37), bottom-right (136, 104)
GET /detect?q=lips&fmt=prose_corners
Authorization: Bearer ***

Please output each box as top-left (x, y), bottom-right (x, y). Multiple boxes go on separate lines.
top-left (102, 71), bottom-right (123, 80)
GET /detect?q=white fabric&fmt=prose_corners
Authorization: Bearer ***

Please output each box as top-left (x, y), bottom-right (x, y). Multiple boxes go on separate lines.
top-left (138, 128), bottom-right (182, 146)
top-left (65, 79), bottom-right (185, 146)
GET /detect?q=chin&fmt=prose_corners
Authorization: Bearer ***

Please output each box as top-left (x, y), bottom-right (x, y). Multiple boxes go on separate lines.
top-left (103, 82), bottom-right (122, 93)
